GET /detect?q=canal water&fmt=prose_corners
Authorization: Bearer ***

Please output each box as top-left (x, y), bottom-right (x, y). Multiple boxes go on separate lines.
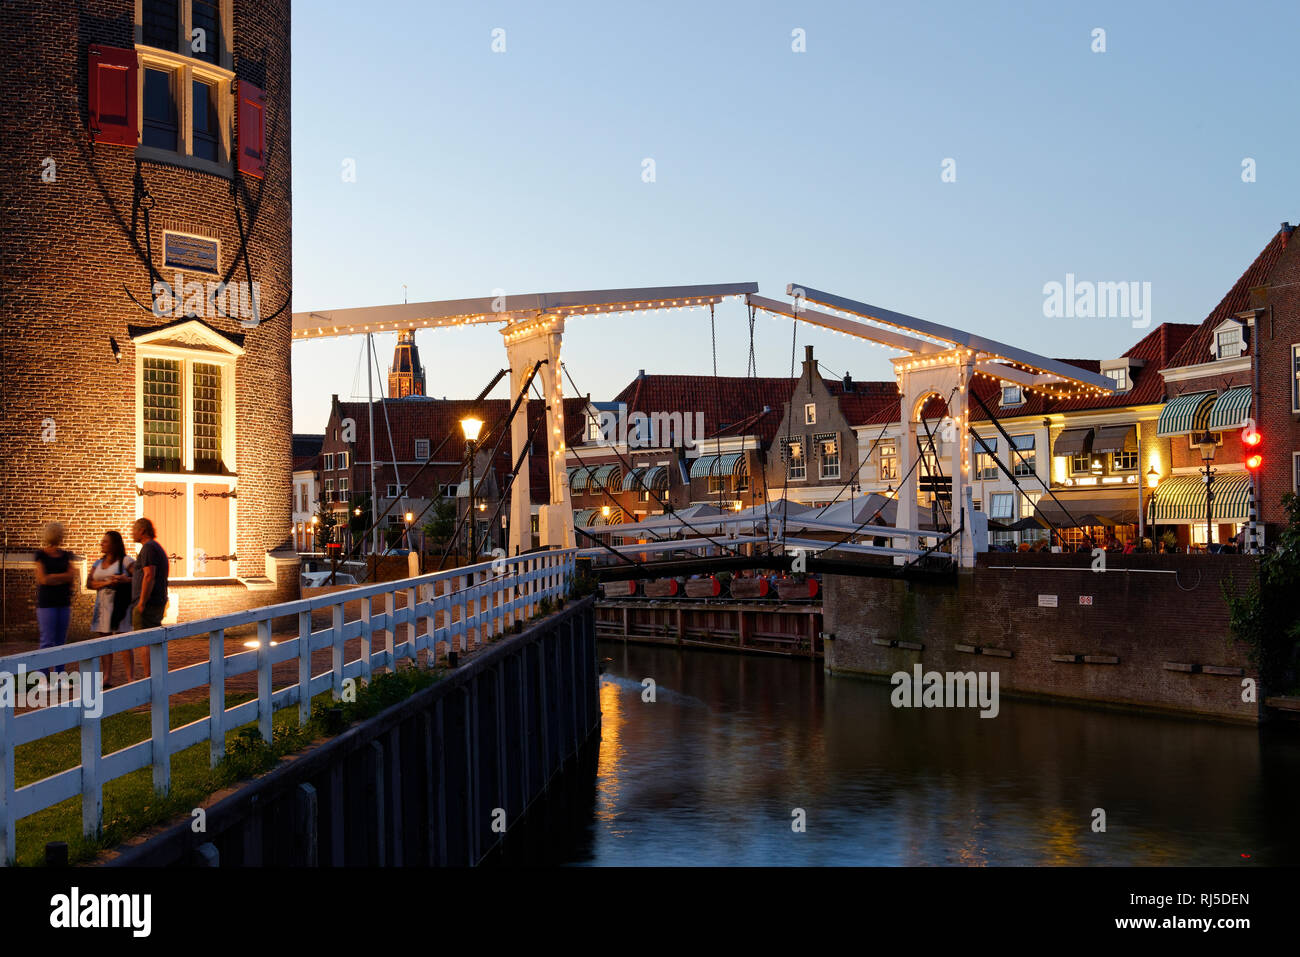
top-left (557, 641), bottom-right (1300, 866)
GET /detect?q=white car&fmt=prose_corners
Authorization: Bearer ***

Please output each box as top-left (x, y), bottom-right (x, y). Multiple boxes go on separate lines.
top-left (301, 570), bottom-right (357, 588)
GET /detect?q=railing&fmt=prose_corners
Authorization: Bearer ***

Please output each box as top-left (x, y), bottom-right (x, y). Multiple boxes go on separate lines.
top-left (0, 548), bottom-right (576, 865)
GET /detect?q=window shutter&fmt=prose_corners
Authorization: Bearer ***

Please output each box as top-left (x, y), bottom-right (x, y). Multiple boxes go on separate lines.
top-left (237, 79), bottom-right (267, 177)
top-left (88, 45), bottom-right (138, 147)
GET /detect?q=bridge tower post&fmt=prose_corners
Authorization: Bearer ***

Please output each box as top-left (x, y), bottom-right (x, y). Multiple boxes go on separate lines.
top-left (504, 314), bottom-right (574, 555)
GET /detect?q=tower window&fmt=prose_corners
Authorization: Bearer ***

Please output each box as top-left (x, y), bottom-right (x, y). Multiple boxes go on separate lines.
top-left (142, 67), bottom-right (178, 150)
top-left (143, 358), bottom-right (182, 471)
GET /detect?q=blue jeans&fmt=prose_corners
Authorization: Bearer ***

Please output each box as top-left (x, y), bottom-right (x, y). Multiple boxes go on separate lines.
top-left (37, 605), bottom-right (71, 676)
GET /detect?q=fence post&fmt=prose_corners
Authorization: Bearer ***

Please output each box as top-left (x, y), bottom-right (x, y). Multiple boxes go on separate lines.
top-left (405, 585), bottom-right (418, 665)
top-left (209, 629), bottom-right (225, 768)
top-left (298, 611), bottom-right (313, 727)
top-left (332, 602), bottom-right (345, 701)
top-left (360, 594), bottom-right (373, 683)
top-left (459, 574), bottom-right (470, 654)
top-left (383, 590), bottom-right (396, 672)
top-left (0, 687), bottom-right (12, 865)
top-left (78, 656), bottom-right (103, 839)
top-left (150, 638), bottom-right (170, 795)
top-left (257, 618), bottom-right (273, 743)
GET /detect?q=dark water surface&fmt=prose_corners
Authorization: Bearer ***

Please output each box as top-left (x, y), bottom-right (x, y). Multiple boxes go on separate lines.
top-left (557, 641), bottom-right (1300, 866)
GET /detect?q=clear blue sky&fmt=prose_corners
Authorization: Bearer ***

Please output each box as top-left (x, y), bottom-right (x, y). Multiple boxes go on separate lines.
top-left (290, 0), bottom-right (1300, 432)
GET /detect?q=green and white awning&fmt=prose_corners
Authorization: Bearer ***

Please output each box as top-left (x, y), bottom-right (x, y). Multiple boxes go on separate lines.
top-left (573, 508), bottom-right (599, 527)
top-left (568, 466), bottom-right (597, 491)
top-left (621, 466), bottom-right (646, 491)
top-left (1149, 472), bottom-right (1251, 522)
top-left (689, 452), bottom-right (745, 478)
top-left (641, 465), bottom-right (669, 490)
top-left (1156, 391), bottom-right (1216, 437)
top-left (589, 463), bottom-right (621, 490)
top-left (1207, 386), bottom-right (1252, 432)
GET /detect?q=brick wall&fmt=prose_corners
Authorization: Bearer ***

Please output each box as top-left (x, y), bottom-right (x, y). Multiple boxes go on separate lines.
top-left (823, 552), bottom-right (1261, 721)
top-left (1255, 230), bottom-right (1300, 525)
top-left (0, 1), bottom-right (293, 639)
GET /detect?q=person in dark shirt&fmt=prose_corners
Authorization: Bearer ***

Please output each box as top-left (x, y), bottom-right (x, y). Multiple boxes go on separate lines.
top-left (33, 521), bottom-right (76, 675)
top-left (131, 517), bottom-right (170, 679)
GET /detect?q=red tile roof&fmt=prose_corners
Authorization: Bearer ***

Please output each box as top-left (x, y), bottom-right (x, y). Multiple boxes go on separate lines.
top-left (332, 396), bottom-right (588, 504)
top-left (1164, 228), bottom-right (1290, 370)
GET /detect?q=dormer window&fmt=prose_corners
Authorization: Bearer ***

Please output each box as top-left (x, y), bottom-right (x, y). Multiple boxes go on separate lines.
top-left (1214, 323), bottom-right (1245, 360)
top-left (1000, 383), bottom-right (1023, 406)
top-left (1104, 367), bottom-right (1130, 392)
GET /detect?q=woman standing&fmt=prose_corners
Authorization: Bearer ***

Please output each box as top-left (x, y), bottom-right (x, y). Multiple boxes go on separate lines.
top-left (33, 521), bottom-right (76, 674)
top-left (87, 530), bottom-right (135, 686)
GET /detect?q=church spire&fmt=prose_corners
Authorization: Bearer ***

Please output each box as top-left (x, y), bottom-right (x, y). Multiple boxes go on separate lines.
top-left (388, 330), bottom-right (426, 398)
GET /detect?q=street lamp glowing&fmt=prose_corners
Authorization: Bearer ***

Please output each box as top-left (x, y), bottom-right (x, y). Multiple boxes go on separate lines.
top-left (460, 417), bottom-right (484, 442)
top-left (601, 505), bottom-right (611, 517)
top-left (405, 511), bottom-right (414, 523)
top-left (1145, 466), bottom-right (1159, 489)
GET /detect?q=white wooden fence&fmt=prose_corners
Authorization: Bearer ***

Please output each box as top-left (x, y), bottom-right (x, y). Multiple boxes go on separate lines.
top-left (0, 548), bottom-right (576, 865)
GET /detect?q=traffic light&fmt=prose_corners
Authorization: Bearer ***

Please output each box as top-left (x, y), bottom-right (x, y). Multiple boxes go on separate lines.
top-left (1242, 426), bottom-right (1262, 473)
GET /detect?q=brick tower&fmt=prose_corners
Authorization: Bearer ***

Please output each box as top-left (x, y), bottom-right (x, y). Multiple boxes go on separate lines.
top-left (388, 330), bottom-right (426, 398)
top-left (0, 0), bottom-right (295, 640)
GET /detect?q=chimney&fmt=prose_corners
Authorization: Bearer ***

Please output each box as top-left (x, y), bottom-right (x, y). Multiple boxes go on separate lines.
top-left (804, 345), bottom-right (814, 362)
top-left (842, 373), bottom-right (853, 392)
top-left (1283, 222), bottom-right (1295, 247)
top-left (637, 369), bottom-right (645, 379)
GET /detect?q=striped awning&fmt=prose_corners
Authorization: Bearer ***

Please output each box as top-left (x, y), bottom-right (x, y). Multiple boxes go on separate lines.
top-left (689, 452), bottom-right (745, 478)
top-left (568, 466), bottom-right (597, 491)
top-left (1053, 428), bottom-right (1094, 457)
top-left (1092, 425), bottom-right (1137, 454)
top-left (1156, 391), bottom-right (1215, 437)
top-left (1149, 472), bottom-right (1251, 522)
top-left (640, 465), bottom-right (670, 490)
top-left (1207, 386), bottom-right (1252, 431)
top-left (621, 466), bottom-right (646, 491)
top-left (593, 507), bottom-right (624, 526)
top-left (589, 463), bottom-right (621, 490)
top-left (573, 508), bottom-right (599, 527)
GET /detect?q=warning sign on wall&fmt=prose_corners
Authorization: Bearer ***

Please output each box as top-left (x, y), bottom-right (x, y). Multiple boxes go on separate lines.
top-left (1079, 595), bottom-right (1094, 606)
top-left (1038, 594), bottom-right (1058, 608)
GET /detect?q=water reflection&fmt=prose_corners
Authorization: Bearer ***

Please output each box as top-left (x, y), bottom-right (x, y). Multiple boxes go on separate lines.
top-left (562, 642), bottom-right (1300, 866)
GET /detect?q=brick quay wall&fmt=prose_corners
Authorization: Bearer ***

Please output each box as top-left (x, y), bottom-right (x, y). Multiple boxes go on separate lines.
top-left (823, 553), bottom-right (1260, 723)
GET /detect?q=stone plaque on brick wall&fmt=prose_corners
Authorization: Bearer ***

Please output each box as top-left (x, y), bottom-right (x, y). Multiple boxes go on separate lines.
top-left (1038, 594), bottom-right (1058, 607)
top-left (163, 232), bottom-right (219, 274)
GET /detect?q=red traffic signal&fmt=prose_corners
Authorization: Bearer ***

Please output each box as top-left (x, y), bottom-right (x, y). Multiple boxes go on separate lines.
top-left (1242, 427), bottom-right (1262, 472)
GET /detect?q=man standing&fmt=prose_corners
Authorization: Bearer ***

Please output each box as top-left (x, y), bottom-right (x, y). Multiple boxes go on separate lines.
top-left (131, 518), bottom-right (170, 678)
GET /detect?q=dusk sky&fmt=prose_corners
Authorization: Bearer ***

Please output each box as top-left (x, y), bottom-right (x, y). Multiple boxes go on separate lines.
top-left (289, 0), bottom-right (1300, 432)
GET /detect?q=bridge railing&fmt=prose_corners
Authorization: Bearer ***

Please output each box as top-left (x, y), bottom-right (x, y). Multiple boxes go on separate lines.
top-left (0, 548), bottom-right (576, 865)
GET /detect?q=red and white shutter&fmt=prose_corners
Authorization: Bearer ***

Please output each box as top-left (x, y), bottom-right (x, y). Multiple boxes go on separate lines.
top-left (237, 79), bottom-right (267, 178)
top-left (88, 44), bottom-right (137, 147)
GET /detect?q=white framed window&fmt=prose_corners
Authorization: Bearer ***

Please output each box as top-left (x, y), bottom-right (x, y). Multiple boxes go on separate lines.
top-left (1111, 450), bottom-right (1138, 472)
top-left (1292, 345), bottom-right (1300, 413)
top-left (338, 477), bottom-right (349, 498)
top-left (817, 433), bottom-right (840, 480)
top-left (1011, 434), bottom-right (1036, 477)
top-left (708, 474), bottom-right (727, 494)
top-left (990, 492), bottom-right (1014, 520)
top-left (1020, 491), bottom-right (1041, 519)
top-left (323, 453), bottom-right (334, 471)
top-left (414, 439), bottom-right (430, 460)
top-left (323, 479), bottom-right (333, 503)
top-left (878, 440), bottom-right (898, 480)
top-left (439, 484), bottom-right (458, 498)
top-left (1104, 367), bottom-right (1130, 392)
top-left (136, 1), bottom-right (235, 171)
top-left (386, 483), bottom-right (406, 499)
top-left (1214, 326), bottom-right (1244, 360)
top-left (804, 403), bottom-right (816, 425)
top-left (1001, 383), bottom-right (1023, 406)
top-left (337, 451), bottom-right (348, 469)
top-left (1069, 452), bottom-right (1093, 475)
top-left (783, 438), bottom-right (806, 481)
top-left (973, 436), bottom-right (998, 480)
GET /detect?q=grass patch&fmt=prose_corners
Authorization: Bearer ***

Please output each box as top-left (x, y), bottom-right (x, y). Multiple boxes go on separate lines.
top-left (11, 665), bottom-right (445, 866)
